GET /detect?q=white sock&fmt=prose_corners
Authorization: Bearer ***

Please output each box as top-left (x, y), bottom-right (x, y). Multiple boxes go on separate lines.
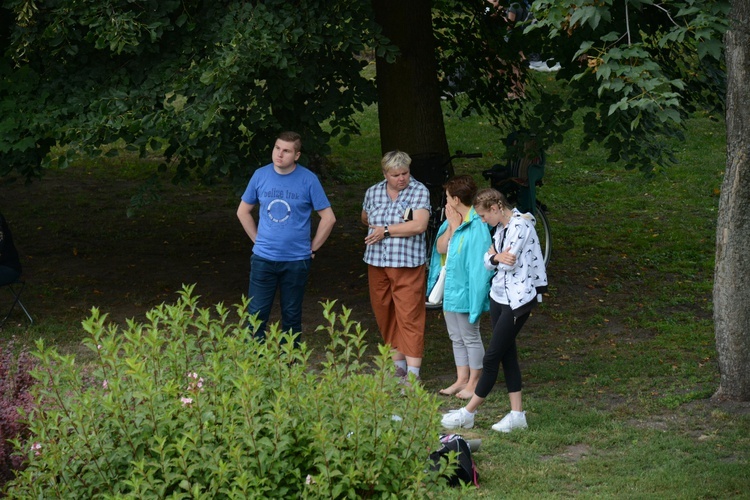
top-left (511, 410), bottom-right (524, 416)
top-left (462, 407), bottom-right (475, 417)
top-left (407, 366), bottom-right (420, 377)
top-left (395, 360), bottom-right (407, 371)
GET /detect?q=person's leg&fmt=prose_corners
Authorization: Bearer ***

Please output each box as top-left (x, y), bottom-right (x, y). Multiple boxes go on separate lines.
top-left (442, 302), bottom-right (529, 430)
top-left (367, 266), bottom-right (404, 373)
top-left (440, 299), bottom-right (496, 429)
top-left (440, 311), bottom-right (469, 395)
top-left (464, 316), bottom-right (485, 372)
top-left (442, 303), bottom-right (504, 428)
top-left (473, 300), bottom-right (516, 400)
top-left (490, 311), bottom-right (530, 432)
top-left (278, 258), bottom-right (311, 348)
top-left (455, 313), bottom-right (484, 399)
top-left (465, 393), bottom-right (486, 414)
top-left (499, 311), bottom-right (529, 394)
top-left (509, 391), bottom-right (523, 412)
top-left (444, 311), bottom-right (469, 366)
top-left (457, 368), bottom-right (484, 400)
top-left (389, 266), bottom-right (426, 377)
top-left (248, 255), bottom-right (280, 342)
top-left (442, 365), bottom-right (469, 395)
top-left (368, 265), bottom-right (396, 344)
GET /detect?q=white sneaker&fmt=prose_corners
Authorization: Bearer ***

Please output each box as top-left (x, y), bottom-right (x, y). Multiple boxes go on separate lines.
top-left (528, 61), bottom-right (546, 71)
top-left (441, 408), bottom-right (475, 429)
top-left (532, 60), bottom-right (561, 72)
top-left (491, 411), bottom-right (528, 433)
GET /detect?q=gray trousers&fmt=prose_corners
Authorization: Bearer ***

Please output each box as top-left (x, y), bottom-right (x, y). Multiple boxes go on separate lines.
top-left (444, 311), bottom-right (484, 370)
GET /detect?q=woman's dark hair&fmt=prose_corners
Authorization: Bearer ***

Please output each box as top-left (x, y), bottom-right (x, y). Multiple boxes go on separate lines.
top-left (444, 175), bottom-right (478, 206)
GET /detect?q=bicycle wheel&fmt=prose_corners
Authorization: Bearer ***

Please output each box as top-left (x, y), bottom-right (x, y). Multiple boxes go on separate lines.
top-left (534, 201), bottom-right (551, 266)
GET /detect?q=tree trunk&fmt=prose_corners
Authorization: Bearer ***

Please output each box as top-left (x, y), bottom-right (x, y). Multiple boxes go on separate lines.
top-left (371, 0), bottom-right (449, 159)
top-left (714, 0), bottom-right (750, 401)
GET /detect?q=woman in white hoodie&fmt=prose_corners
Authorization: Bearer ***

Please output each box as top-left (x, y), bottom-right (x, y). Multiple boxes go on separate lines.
top-left (441, 188), bottom-right (548, 432)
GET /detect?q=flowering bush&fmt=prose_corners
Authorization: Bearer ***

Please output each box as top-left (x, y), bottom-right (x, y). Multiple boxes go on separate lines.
top-left (5, 285), bottom-right (449, 498)
top-left (0, 340), bottom-right (36, 486)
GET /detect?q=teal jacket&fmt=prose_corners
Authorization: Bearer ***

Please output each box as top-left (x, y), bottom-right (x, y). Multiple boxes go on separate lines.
top-left (427, 207), bottom-right (493, 323)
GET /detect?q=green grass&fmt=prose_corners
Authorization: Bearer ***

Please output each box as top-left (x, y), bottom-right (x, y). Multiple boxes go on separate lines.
top-left (323, 98), bottom-right (746, 498)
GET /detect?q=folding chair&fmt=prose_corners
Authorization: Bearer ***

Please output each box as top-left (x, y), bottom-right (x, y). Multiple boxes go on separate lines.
top-left (0, 279), bottom-right (33, 327)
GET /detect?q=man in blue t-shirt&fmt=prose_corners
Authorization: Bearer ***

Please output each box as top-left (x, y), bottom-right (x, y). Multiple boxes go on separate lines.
top-left (237, 131), bottom-right (336, 345)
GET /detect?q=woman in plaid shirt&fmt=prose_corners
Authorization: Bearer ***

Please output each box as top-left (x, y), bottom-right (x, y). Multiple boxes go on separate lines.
top-left (362, 151), bottom-right (431, 382)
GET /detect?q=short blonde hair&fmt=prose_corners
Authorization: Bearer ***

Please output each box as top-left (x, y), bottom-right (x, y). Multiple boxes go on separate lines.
top-left (381, 150), bottom-right (412, 173)
top-left (474, 187), bottom-right (511, 211)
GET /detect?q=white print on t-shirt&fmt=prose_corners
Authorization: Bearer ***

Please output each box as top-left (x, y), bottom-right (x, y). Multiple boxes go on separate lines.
top-left (266, 199), bottom-right (291, 223)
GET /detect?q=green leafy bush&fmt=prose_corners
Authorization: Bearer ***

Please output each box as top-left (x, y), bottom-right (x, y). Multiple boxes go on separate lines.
top-left (5, 286), bottom-right (450, 498)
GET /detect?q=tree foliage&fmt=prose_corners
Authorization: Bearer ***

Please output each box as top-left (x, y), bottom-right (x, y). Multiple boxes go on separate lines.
top-left (0, 0), bottom-right (391, 183)
top-left (0, 0), bottom-right (730, 182)
top-left (432, 0), bottom-right (728, 171)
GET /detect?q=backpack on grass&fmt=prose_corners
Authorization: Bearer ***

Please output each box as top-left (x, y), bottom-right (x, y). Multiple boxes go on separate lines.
top-left (429, 433), bottom-right (479, 487)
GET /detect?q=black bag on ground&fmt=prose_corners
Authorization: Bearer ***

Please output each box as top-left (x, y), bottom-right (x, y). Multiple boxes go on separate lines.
top-left (429, 434), bottom-right (479, 487)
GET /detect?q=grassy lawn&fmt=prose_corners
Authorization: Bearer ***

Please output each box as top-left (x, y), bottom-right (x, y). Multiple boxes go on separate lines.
top-left (325, 98), bottom-right (746, 497)
top-left (2, 83), bottom-right (748, 497)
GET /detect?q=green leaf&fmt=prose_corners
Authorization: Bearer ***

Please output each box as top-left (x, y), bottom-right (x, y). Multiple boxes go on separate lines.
top-left (676, 6), bottom-right (701, 17)
top-left (608, 98), bottom-right (629, 116)
top-left (656, 108), bottom-right (681, 123)
top-left (200, 71), bottom-right (215, 85)
top-left (697, 39), bottom-right (722, 60)
top-left (587, 10), bottom-right (602, 30)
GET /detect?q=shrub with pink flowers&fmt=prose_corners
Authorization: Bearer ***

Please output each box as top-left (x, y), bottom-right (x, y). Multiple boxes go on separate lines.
top-left (0, 340), bottom-right (37, 487)
top-left (4, 285), bottom-right (451, 498)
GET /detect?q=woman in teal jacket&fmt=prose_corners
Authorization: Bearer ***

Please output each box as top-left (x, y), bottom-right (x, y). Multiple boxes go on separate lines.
top-left (427, 175), bottom-right (493, 399)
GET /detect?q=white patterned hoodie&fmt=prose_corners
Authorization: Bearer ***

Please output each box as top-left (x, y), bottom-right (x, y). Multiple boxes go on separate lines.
top-left (484, 208), bottom-right (548, 317)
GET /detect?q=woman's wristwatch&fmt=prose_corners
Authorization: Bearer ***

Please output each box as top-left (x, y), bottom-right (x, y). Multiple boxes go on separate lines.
top-left (384, 225), bottom-right (390, 238)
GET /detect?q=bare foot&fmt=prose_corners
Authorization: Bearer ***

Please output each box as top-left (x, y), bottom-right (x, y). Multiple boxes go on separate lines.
top-left (438, 382), bottom-right (467, 396)
top-left (455, 389), bottom-right (475, 399)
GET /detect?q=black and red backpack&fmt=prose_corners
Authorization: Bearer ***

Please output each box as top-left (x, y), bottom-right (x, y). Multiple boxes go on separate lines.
top-left (429, 433), bottom-right (480, 488)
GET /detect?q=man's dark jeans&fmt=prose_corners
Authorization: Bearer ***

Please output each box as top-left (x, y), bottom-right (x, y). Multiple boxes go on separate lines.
top-left (248, 254), bottom-right (311, 347)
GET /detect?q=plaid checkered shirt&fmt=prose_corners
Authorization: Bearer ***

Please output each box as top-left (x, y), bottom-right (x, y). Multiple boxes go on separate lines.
top-left (362, 178), bottom-right (431, 268)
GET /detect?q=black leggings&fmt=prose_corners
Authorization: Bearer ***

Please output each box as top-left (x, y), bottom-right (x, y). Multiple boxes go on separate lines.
top-left (474, 300), bottom-right (530, 398)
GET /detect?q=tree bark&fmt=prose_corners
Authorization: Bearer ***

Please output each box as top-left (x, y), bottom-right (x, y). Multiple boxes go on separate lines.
top-left (371, 0), bottom-right (449, 159)
top-left (714, 0), bottom-right (750, 401)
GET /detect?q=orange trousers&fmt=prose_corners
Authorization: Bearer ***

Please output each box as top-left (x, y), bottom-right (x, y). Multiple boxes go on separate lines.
top-left (367, 265), bottom-right (426, 358)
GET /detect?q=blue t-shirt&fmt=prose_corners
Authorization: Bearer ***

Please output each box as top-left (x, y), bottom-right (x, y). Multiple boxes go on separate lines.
top-left (241, 163), bottom-right (331, 261)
